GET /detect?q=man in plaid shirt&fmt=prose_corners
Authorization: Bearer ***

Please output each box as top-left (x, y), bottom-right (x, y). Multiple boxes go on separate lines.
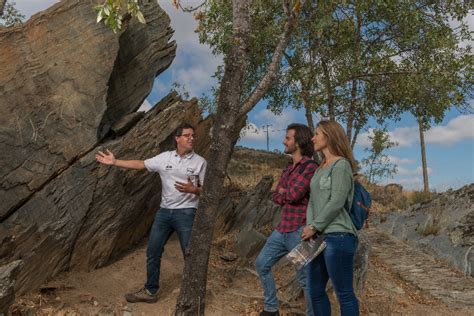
top-left (256, 123), bottom-right (317, 316)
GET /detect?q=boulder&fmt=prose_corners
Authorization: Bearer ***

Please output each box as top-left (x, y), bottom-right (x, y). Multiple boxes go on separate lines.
top-left (0, 94), bottom-right (212, 295)
top-left (0, 0), bottom-right (176, 221)
top-left (377, 183), bottom-right (474, 276)
top-left (235, 227), bottom-right (267, 259)
top-left (0, 0), bottom-right (189, 302)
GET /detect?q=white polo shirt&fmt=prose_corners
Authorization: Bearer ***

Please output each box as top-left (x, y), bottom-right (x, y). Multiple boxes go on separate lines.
top-left (144, 151), bottom-right (207, 209)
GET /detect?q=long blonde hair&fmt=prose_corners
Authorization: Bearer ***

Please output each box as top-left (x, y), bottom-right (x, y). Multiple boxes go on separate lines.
top-left (317, 120), bottom-right (357, 172)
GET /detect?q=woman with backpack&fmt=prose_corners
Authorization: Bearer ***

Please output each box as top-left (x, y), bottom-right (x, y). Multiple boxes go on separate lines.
top-left (301, 120), bottom-right (359, 316)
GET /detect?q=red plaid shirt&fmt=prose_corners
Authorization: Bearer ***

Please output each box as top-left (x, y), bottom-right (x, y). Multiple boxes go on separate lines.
top-left (273, 156), bottom-right (318, 233)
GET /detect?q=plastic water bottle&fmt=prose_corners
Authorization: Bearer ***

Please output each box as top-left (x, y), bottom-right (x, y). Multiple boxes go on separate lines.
top-left (286, 236), bottom-right (326, 270)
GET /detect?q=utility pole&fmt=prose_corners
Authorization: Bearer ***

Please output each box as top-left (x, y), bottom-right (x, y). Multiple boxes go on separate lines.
top-left (262, 124), bottom-right (272, 151)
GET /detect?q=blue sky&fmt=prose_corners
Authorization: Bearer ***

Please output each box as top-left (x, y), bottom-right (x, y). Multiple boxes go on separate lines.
top-left (16, 0), bottom-right (474, 191)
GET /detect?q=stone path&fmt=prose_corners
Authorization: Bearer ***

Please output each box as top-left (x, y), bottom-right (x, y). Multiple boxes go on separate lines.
top-left (368, 228), bottom-right (474, 310)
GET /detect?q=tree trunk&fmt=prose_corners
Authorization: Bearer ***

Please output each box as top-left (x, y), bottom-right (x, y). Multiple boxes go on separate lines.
top-left (321, 56), bottom-right (335, 120)
top-left (418, 117), bottom-right (429, 192)
top-left (174, 2), bottom-right (250, 314)
top-left (351, 125), bottom-right (360, 150)
top-left (346, 79), bottom-right (357, 141)
top-left (175, 1), bottom-right (296, 313)
top-left (175, 115), bottom-right (243, 315)
top-left (302, 92), bottom-right (314, 131)
top-left (347, 6), bottom-right (361, 143)
top-left (0, 0), bottom-right (5, 17)
top-left (368, 158), bottom-right (375, 184)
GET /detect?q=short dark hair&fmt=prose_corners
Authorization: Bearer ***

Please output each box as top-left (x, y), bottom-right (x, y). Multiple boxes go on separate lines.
top-left (287, 123), bottom-right (314, 158)
top-left (173, 123), bottom-right (195, 148)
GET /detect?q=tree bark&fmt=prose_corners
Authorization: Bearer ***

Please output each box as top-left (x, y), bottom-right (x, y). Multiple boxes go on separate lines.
top-left (346, 79), bottom-right (357, 141)
top-left (0, 0), bottom-right (5, 17)
top-left (347, 6), bottom-right (361, 142)
top-left (351, 125), bottom-right (360, 150)
top-left (175, 1), bottom-right (296, 314)
top-left (418, 117), bottom-right (430, 192)
top-left (302, 91), bottom-right (314, 131)
top-left (321, 56), bottom-right (335, 120)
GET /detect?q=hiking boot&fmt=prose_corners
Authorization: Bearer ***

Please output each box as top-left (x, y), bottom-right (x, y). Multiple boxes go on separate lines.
top-left (259, 310), bottom-right (280, 316)
top-left (124, 287), bottom-right (158, 303)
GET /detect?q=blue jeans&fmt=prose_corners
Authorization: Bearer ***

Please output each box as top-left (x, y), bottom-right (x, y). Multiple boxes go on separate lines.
top-left (144, 208), bottom-right (196, 294)
top-left (308, 232), bottom-right (359, 316)
top-left (255, 227), bottom-right (313, 315)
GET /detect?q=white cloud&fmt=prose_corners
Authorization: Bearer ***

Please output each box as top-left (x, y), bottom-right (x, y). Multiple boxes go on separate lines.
top-left (424, 114), bottom-right (474, 145)
top-left (397, 177), bottom-right (423, 189)
top-left (240, 109), bottom-right (297, 142)
top-left (254, 109), bottom-right (296, 129)
top-left (137, 99), bottom-right (152, 112)
top-left (396, 167), bottom-right (434, 190)
top-left (357, 114), bottom-right (474, 148)
top-left (156, 1), bottom-right (223, 98)
top-left (240, 123), bottom-right (265, 141)
top-left (449, 10), bottom-right (474, 49)
top-left (171, 65), bottom-right (216, 97)
top-left (152, 80), bottom-right (169, 96)
top-left (357, 127), bottom-right (417, 148)
top-left (398, 166), bottom-right (432, 177)
top-left (387, 155), bottom-right (416, 165)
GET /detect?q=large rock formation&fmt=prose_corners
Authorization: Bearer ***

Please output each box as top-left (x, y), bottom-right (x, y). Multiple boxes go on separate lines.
top-left (376, 183), bottom-right (474, 276)
top-left (0, 0), bottom-right (206, 300)
top-left (0, 0), bottom-right (176, 222)
top-left (0, 92), bottom-right (212, 295)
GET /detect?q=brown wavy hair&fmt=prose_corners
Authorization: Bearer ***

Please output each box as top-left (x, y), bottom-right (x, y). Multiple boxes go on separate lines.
top-left (287, 123), bottom-right (314, 158)
top-left (316, 120), bottom-right (357, 172)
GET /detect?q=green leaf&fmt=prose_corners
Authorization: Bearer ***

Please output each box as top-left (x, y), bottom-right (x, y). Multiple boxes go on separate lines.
top-left (136, 11), bottom-right (146, 24)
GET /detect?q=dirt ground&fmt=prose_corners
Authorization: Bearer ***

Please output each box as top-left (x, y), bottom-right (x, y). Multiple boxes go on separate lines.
top-left (11, 230), bottom-right (474, 316)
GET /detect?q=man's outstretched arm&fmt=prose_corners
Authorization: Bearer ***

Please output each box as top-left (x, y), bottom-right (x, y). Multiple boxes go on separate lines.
top-left (96, 149), bottom-right (145, 170)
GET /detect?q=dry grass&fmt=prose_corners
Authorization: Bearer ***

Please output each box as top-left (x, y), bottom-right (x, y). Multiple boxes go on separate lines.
top-left (226, 147), bottom-right (288, 191)
top-left (406, 190), bottom-right (438, 205)
top-left (421, 220), bottom-right (442, 236)
top-left (228, 148), bottom-right (439, 214)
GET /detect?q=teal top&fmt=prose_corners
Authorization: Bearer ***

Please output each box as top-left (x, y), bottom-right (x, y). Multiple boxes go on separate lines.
top-left (306, 158), bottom-right (357, 235)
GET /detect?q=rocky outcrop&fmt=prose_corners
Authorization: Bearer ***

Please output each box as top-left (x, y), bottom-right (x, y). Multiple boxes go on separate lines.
top-left (0, 93), bottom-right (211, 296)
top-left (0, 260), bottom-right (23, 314)
top-left (376, 183), bottom-right (474, 276)
top-left (0, 0), bottom-right (182, 302)
top-left (0, 0), bottom-right (176, 222)
top-left (369, 229), bottom-right (474, 309)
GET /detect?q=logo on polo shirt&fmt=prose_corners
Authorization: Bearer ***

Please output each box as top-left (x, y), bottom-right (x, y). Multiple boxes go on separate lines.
top-left (165, 164), bottom-right (173, 170)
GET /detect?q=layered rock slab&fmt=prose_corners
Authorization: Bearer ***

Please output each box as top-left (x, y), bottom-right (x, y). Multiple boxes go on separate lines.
top-left (0, 93), bottom-right (212, 295)
top-left (376, 183), bottom-right (474, 276)
top-left (0, 0), bottom-right (176, 221)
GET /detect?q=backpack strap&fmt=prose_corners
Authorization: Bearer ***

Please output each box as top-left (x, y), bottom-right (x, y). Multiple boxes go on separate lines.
top-left (328, 158), bottom-right (344, 176)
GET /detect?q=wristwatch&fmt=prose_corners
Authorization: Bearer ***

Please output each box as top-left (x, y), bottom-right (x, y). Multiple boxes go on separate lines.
top-left (308, 224), bottom-right (317, 233)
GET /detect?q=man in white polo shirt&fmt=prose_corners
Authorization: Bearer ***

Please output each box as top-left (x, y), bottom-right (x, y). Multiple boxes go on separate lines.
top-left (95, 123), bottom-right (206, 303)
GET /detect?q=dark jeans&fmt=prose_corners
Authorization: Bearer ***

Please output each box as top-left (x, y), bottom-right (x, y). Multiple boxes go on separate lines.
top-left (308, 232), bottom-right (359, 316)
top-left (144, 208), bottom-right (196, 294)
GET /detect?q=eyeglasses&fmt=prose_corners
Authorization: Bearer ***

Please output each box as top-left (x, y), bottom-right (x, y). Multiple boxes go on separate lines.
top-left (178, 133), bottom-right (197, 140)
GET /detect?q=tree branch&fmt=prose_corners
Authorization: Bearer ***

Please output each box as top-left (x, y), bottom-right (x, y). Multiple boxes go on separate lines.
top-left (176, 0), bottom-right (207, 13)
top-left (238, 1), bottom-right (297, 116)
